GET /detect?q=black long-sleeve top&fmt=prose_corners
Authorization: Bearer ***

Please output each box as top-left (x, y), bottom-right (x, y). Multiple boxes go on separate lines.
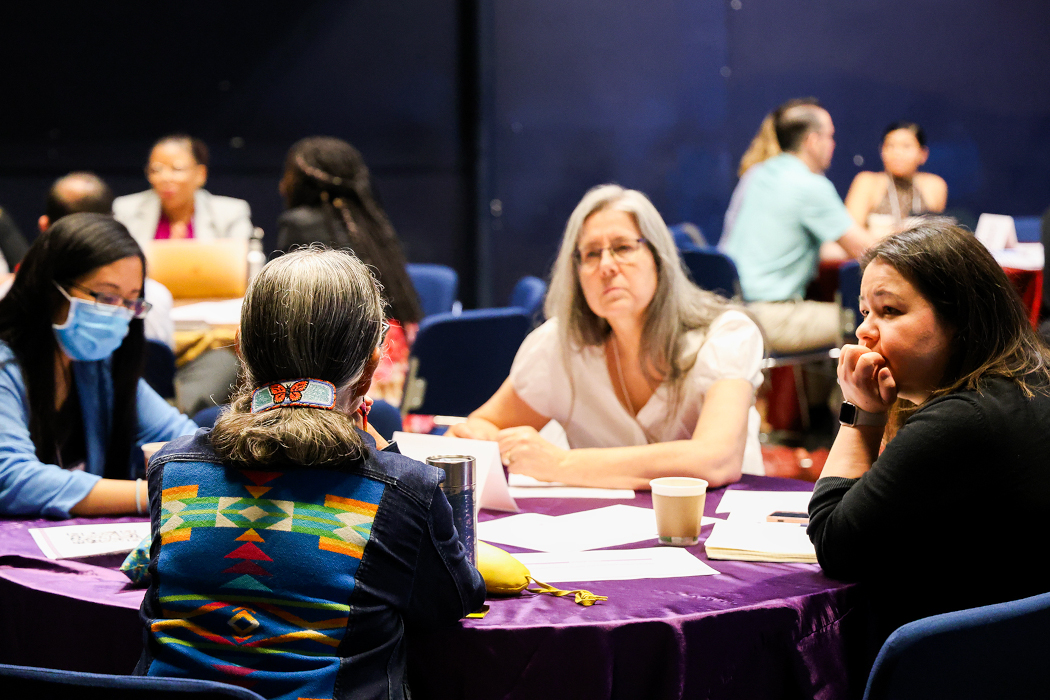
top-left (809, 376), bottom-right (1050, 641)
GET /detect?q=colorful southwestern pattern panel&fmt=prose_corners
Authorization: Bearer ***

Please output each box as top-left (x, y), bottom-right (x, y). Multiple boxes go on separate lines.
top-left (147, 463), bottom-right (386, 700)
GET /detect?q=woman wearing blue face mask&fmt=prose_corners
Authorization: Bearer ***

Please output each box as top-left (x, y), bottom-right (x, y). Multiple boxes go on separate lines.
top-left (0, 213), bottom-right (197, 518)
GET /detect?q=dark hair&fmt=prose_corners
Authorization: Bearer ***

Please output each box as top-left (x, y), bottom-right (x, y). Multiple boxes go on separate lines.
top-left (210, 248), bottom-right (385, 466)
top-left (44, 172), bottom-right (114, 223)
top-left (281, 136), bottom-right (422, 324)
top-left (0, 213), bottom-right (146, 478)
top-left (882, 121), bottom-right (927, 148)
top-left (773, 97), bottom-right (824, 152)
top-left (861, 218), bottom-right (1050, 399)
top-left (152, 134), bottom-right (210, 167)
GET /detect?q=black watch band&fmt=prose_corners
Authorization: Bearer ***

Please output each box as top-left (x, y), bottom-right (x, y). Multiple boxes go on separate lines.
top-left (839, 401), bottom-right (888, 428)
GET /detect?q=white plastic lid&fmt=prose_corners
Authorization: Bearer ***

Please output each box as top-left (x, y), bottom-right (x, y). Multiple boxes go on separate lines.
top-left (649, 476), bottom-right (709, 497)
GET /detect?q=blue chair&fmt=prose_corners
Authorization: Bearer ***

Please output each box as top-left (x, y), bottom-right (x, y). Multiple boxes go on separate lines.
top-left (863, 591), bottom-right (1050, 700)
top-left (838, 259), bottom-right (862, 335)
top-left (368, 398), bottom-right (403, 440)
top-left (508, 275), bottom-right (546, 321)
top-left (406, 263), bottom-right (459, 318)
top-left (670, 222), bottom-right (706, 251)
top-left (0, 663), bottom-right (265, 699)
top-left (192, 404), bottom-right (227, 429)
top-left (679, 248), bottom-right (741, 299)
top-left (401, 308), bottom-right (533, 417)
top-left (1014, 215), bottom-right (1042, 243)
top-left (144, 339), bottom-right (177, 400)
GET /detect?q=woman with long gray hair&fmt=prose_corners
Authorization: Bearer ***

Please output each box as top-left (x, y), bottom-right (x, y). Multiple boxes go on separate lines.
top-left (138, 248), bottom-right (484, 700)
top-left (451, 185), bottom-right (765, 488)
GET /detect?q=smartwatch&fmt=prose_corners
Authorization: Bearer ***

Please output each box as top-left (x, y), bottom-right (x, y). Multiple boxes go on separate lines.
top-left (838, 401), bottom-right (888, 428)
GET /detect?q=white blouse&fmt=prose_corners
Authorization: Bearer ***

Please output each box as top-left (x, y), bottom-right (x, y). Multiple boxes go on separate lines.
top-left (510, 310), bottom-right (766, 475)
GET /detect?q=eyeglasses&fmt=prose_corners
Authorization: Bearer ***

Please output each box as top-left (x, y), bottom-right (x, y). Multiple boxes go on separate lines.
top-left (56, 281), bottom-right (153, 319)
top-left (574, 238), bottom-right (649, 272)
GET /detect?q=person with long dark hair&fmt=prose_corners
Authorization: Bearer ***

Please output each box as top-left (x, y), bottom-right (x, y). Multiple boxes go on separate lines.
top-left (276, 136), bottom-right (423, 402)
top-left (138, 248), bottom-right (484, 699)
top-left (809, 218), bottom-right (1050, 648)
top-left (0, 213), bottom-right (196, 517)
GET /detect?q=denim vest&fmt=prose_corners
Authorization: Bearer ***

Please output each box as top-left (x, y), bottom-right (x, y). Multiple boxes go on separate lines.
top-left (137, 429), bottom-right (485, 700)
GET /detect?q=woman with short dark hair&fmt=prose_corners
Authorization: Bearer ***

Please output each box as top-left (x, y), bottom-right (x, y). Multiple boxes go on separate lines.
top-left (809, 218), bottom-right (1050, 645)
top-left (0, 213), bottom-right (196, 517)
top-left (138, 248), bottom-right (484, 700)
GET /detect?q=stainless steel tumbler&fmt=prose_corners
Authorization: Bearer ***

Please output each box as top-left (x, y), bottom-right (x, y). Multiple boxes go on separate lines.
top-left (426, 455), bottom-right (477, 566)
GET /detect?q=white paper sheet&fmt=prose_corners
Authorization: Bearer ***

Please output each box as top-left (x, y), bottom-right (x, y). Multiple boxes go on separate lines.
top-left (515, 547), bottom-right (720, 582)
top-left (482, 503), bottom-right (710, 552)
top-left (992, 243), bottom-right (1044, 271)
top-left (170, 298), bottom-right (243, 328)
top-left (29, 521), bottom-right (151, 560)
top-left (703, 521), bottom-right (817, 563)
top-left (507, 473), bottom-right (635, 500)
top-left (392, 432), bottom-right (519, 512)
top-left (975, 213), bottom-right (1018, 251)
top-left (716, 490), bottom-right (813, 522)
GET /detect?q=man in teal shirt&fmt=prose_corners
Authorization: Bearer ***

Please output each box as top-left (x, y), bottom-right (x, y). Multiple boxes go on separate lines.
top-left (723, 99), bottom-right (876, 352)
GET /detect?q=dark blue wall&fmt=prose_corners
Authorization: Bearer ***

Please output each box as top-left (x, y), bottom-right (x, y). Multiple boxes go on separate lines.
top-left (483, 0), bottom-right (1050, 303)
top-left (0, 1), bottom-right (472, 293)
top-left (2, 2), bottom-right (1048, 308)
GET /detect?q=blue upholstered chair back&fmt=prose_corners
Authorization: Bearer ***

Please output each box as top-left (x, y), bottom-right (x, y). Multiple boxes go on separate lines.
top-left (838, 259), bottom-right (862, 334)
top-left (0, 663), bottom-right (266, 700)
top-left (1013, 215), bottom-right (1042, 243)
top-left (401, 307), bottom-right (532, 417)
top-left (144, 339), bottom-right (177, 400)
top-left (406, 263), bottom-right (459, 318)
top-left (862, 591), bottom-right (1050, 700)
top-left (508, 276), bottom-right (547, 321)
top-left (679, 248), bottom-right (741, 299)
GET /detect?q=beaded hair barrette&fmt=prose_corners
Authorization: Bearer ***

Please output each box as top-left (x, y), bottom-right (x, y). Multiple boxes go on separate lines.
top-left (250, 379), bottom-right (337, 413)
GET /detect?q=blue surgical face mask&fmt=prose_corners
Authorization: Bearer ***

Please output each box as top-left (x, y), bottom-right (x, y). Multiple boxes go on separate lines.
top-left (52, 283), bottom-right (134, 361)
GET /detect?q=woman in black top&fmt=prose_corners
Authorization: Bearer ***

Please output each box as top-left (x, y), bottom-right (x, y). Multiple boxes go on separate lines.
top-left (808, 219), bottom-right (1050, 648)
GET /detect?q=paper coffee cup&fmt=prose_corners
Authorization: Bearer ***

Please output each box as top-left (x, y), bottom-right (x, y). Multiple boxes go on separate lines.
top-left (650, 477), bottom-right (708, 546)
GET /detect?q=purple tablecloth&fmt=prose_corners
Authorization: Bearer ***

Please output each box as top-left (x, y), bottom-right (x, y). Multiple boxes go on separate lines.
top-left (0, 475), bottom-right (868, 699)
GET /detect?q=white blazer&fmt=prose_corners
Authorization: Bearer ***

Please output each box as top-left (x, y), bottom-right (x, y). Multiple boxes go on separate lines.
top-left (112, 189), bottom-right (253, 249)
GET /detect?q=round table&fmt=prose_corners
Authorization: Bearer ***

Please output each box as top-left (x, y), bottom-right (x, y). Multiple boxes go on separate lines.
top-left (0, 475), bottom-right (868, 700)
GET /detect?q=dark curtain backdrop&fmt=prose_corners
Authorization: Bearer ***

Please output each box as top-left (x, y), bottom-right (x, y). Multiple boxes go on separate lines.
top-left (1, 1), bottom-right (1047, 306)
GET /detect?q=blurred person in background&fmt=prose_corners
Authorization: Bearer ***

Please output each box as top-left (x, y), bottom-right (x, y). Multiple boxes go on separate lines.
top-left (277, 136), bottom-right (423, 404)
top-left (845, 121), bottom-right (947, 238)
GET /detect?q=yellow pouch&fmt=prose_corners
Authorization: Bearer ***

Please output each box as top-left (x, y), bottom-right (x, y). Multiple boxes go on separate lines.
top-left (477, 541), bottom-right (608, 606)
top-left (478, 541), bottom-right (530, 594)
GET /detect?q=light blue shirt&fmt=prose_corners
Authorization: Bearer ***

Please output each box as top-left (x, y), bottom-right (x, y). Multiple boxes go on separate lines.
top-left (722, 153), bottom-right (854, 301)
top-left (0, 340), bottom-right (197, 518)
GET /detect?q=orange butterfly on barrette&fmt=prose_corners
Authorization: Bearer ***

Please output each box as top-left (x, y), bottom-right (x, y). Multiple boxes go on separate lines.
top-left (269, 380), bottom-right (310, 405)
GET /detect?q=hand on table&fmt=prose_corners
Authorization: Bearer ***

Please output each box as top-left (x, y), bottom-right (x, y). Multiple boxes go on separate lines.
top-left (838, 343), bottom-right (897, 414)
top-left (447, 419), bottom-right (499, 442)
top-left (497, 426), bottom-right (567, 482)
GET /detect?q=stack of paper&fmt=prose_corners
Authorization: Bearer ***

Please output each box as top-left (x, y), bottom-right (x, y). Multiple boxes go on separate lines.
top-left (703, 521), bottom-right (816, 563)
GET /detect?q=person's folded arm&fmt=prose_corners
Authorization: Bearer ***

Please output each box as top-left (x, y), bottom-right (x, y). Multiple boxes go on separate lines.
top-left (0, 369), bottom-right (101, 517)
top-left (808, 394), bottom-right (986, 580)
top-left (837, 224), bottom-right (879, 259)
top-left (500, 378), bottom-right (754, 490)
